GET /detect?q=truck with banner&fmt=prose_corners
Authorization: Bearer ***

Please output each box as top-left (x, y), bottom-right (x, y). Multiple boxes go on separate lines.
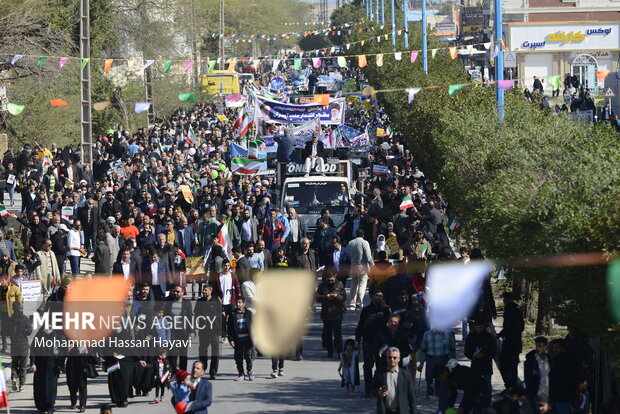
top-left (276, 159), bottom-right (356, 233)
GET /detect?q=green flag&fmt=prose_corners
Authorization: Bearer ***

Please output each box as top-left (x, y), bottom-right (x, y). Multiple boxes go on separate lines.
top-left (178, 93), bottom-right (196, 102)
top-left (337, 56), bottom-right (347, 68)
top-left (294, 58), bottom-right (302, 70)
top-left (163, 60), bottom-right (173, 73)
top-left (448, 84), bottom-right (466, 97)
top-left (37, 56), bottom-right (48, 67)
top-left (208, 60), bottom-right (216, 73)
top-left (608, 260), bottom-right (620, 322)
top-left (431, 49), bottom-right (437, 59)
top-left (81, 58), bottom-right (89, 69)
top-left (547, 75), bottom-right (560, 91)
top-left (7, 103), bottom-right (25, 115)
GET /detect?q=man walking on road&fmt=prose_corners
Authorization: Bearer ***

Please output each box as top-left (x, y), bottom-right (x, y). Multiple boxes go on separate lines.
top-left (497, 291), bottom-right (525, 392)
top-left (347, 229), bottom-right (374, 310)
top-left (375, 347), bottom-right (416, 414)
top-left (417, 328), bottom-right (456, 399)
top-left (356, 289), bottom-right (392, 398)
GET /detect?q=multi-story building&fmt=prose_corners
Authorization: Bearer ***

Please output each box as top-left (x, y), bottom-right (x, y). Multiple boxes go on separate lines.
top-left (503, 0), bottom-right (620, 99)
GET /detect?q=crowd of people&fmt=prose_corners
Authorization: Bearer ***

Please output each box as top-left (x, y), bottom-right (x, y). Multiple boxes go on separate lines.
top-left (0, 58), bottom-right (609, 414)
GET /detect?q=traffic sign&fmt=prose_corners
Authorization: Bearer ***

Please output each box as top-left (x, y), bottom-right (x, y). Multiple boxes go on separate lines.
top-left (503, 51), bottom-right (517, 68)
top-left (605, 87), bottom-right (615, 97)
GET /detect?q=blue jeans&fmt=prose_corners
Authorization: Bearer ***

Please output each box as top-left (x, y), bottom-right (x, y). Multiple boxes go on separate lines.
top-left (554, 401), bottom-right (576, 414)
top-left (7, 185), bottom-right (14, 205)
top-left (68, 255), bottom-right (80, 275)
top-left (462, 319), bottom-right (469, 342)
top-left (425, 355), bottom-right (449, 396)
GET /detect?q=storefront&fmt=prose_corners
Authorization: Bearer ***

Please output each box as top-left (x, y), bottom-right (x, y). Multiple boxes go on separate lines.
top-left (507, 22), bottom-right (619, 94)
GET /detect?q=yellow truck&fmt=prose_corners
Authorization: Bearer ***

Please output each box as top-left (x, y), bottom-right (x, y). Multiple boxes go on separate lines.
top-left (202, 71), bottom-right (239, 95)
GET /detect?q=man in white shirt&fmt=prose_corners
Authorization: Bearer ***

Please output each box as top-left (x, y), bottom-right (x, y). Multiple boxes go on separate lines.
top-left (67, 220), bottom-right (84, 275)
top-left (302, 134), bottom-right (326, 177)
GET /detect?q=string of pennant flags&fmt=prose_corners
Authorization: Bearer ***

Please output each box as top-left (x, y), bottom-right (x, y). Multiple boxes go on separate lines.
top-left (198, 17), bottom-right (368, 41)
top-left (4, 78), bottom-right (526, 117)
top-left (3, 37), bottom-right (615, 86)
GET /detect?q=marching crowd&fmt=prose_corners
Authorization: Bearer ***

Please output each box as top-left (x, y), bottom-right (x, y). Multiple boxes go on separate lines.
top-left (0, 60), bottom-right (609, 414)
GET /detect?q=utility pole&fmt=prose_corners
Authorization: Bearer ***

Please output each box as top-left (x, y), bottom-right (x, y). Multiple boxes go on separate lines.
top-left (403, 0), bottom-right (408, 49)
top-left (80, 0), bottom-right (92, 168)
top-left (370, 0), bottom-right (373, 23)
top-left (376, 0), bottom-right (380, 24)
top-left (495, 0), bottom-right (504, 118)
top-left (390, 0), bottom-right (395, 45)
top-left (422, 0), bottom-right (428, 73)
top-left (381, 0), bottom-right (385, 26)
top-left (191, 0), bottom-right (199, 85)
top-left (366, 0), bottom-right (370, 19)
top-left (219, 0), bottom-right (225, 70)
top-left (144, 66), bottom-right (155, 124)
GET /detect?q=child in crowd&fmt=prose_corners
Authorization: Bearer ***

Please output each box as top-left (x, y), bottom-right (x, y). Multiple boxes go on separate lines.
top-left (170, 369), bottom-right (192, 413)
top-left (338, 339), bottom-right (360, 396)
top-left (274, 246), bottom-right (289, 267)
top-left (153, 304), bottom-right (171, 343)
top-left (152, 349), bottom-right (171, 403)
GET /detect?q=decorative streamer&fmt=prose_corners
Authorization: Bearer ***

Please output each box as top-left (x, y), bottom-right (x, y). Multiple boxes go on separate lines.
top-left (58, 57), bottom-right (70, 68)
top-left (50, 99), bottom-right (69, 107)
top-left (37, 56), bottom-right (48, 67)
top-left (142, 60), bottom-right (155, 70)
top-left (11, 55), bottom-right (22, 65)
top-left (7, 103), bottom-right (25, 116)
top-left (337, 56), bottom-right (347, 68)
top-left (406, 88), bottom-right (421, 103)
top-left (431, 49), bottom-right (437, 59)
top-left (411, 51), bottom-right (418, 63)
top-left (497, 80), bottom-right (514, 91)
top-left (358, 55), bottom-right (367, 68)
top-left (376, 54), bottom-right (383, 67)
top-left (163, 60), bottom-right (173, 73)
top-left (178, 93), bottom-right (197, 102)
top-left (449, 47), bottom-right (457, 60)
top-left (134, 102), bottom-right (151, 113)
top-left (184, 60), bottom-right (195, 72)
top-left (483, 42), bottom-right (491, 50)
top-left (103, 59), bottom-right (114, 72)
top-left (81, 58), bottom-right (89, 70)
top-left (312, 57), bottom-right (321, 68)
top-left (547, 75), bottom-right (560, 91)
top-left (448, 84), bottom-right (466, 96)
top-left (208, 60), bottom-right (217, 73)
top-left (597, 70), bottom-right (610, 83)
top-left (93, 102), bottom-right (112, 111)
top-left (394, 52), bottom-right (402, 61)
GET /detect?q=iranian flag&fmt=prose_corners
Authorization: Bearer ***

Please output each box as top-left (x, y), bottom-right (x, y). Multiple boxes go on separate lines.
top-left (216, 220), bottom-right (234, 259)
top-left (449, 216), bottom-right (460, 232)
top-left (0, 206), bottom-right (9, 219)
top-left (238, 112), bottom-right (253, 139)
top-left (186, 125), bottom-right (197, 145)
top-left (231, 158), bottom-right (267, 175)
top-left (247, 140), bottom-right (259, 160)
top-left (232, 105), bottom-right (245, 131)
top-left (400, 195), bottom-right (414, 210)
top-left (0, 360), bottom-right (6, 409)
